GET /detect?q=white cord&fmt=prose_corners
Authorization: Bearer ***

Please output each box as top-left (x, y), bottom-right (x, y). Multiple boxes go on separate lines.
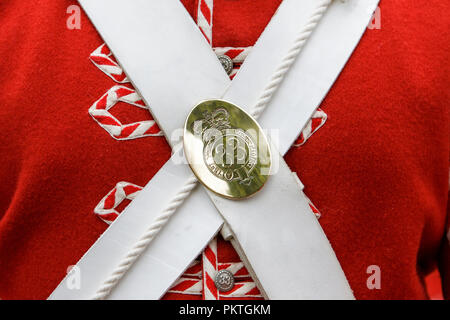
top-left (92, 175), bottom-right (198, 300)
top-left (251, 0), bottom-right (332, 120)
top-left (92, 0), bottom-right (332, 300)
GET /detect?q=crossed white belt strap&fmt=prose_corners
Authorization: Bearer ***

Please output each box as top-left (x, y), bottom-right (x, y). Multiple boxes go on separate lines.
top-left (49, 0), bottom-right (379, 300)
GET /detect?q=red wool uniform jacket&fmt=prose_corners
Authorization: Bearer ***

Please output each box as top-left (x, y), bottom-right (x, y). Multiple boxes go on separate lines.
top-left (0, 0), bottom-right (448, 300)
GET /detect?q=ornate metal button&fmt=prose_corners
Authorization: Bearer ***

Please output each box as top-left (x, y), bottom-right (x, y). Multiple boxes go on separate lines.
top-left (184, 100), bottom-right (271, 199)
top-left (214, 270), bottom-right (235, 292)
top-left (217, 55), bottom-right (233, 75)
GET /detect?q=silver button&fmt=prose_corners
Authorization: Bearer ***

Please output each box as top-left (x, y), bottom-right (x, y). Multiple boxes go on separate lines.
top-left (214, 269), bottom-right (235, 292)
top-left (217, 55), bottom-right (234, 75)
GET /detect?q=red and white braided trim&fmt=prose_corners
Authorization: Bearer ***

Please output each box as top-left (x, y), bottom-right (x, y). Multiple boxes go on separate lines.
top-left (293, 108), bottom-right (327, 147)
top-left (197, 0), bottom-right (214, 44)
top-left (304, 194), bottom-right (322, 219)
top-left (183, 259), bottom-right (203, 278)
top-left (218, 262), bottom-right (250, 279)
top-left (166, 259), bottom-right (203, 296)
top-left (213, 47), bottom-right (252, 64)
top-left (202, 237), bottom-right (219, 300)
top-left (94, 182), bottom-right (269, 299)
top-left (167, 260), bottom-right (260, 297)
top-left (219, 281), bottom-right (262, 298)
top-left (199, 238), bottom-right (263, 299)
top-left (213, 47), bottom-right (252, 80)
top-left (89, 85), bottom-right (162, 140)
top-left (167, 277), bottom-right (203, 296)
top-left (89, 0), bottom-right (329, 298)
top-left (167, 278), bottom-right (262, 298)
top-left (90, 44), bottom-right (128, 83)
top-left (94, 181), bottom-right (143, 224)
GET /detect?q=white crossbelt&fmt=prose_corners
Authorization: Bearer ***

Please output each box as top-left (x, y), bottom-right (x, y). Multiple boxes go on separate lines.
top-left (49, 0), bottom-right (379, 300)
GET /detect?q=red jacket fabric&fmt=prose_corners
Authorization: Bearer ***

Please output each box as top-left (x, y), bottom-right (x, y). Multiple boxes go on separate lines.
top-left (0, 0), bottom-right (448, 300)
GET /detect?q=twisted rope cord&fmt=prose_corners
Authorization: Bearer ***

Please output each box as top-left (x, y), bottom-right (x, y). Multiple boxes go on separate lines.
top-left (92, 175), bottom-right (198, 300)
top-left (92, 0), bottom-right (332, 300)
top-left (250, 0), bottom-right (332, 119)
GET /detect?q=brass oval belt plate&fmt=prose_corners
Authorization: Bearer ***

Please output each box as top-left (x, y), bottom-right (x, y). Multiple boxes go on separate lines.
top-left (184, 100), bottom-right (271, 199)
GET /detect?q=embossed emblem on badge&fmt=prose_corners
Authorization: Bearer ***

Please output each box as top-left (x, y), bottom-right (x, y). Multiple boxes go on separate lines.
top-left (200, 108), bottom-right (257, 186)
top-left (184, 100), bottom-right (271, 199)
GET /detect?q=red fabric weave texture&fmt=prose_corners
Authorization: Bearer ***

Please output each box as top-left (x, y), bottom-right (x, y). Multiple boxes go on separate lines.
top-left (0, 0), bottom-right (448, 300)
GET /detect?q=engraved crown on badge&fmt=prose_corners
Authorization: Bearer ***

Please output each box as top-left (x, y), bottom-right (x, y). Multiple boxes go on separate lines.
top-left (184, 100), bottom-right (271, 199)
